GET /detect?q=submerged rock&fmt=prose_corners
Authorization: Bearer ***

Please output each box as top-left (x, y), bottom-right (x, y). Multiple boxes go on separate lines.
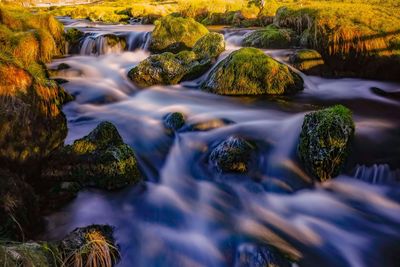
top-left (163, 112), bottom-right (186, 131)
top-left (243, 25), bottom-right (296, 49)
top-left (234, 243), bottom-right (292, 267)
top-left (209, 136), bottom-right (255, 173)
top-left (149, 15), bottom-right (209, 53)
top-left (202, 47), bottom-right (303, 95)
top-left (59, 224), bottom-right (119, 267)
top-left (289, 49), bottom-right (327, 76)
top-left (129, 33), bottom-right (225, 87)
top-left (44, 121), bottom-right (141, 190)
top-left (298, 105), bottom-right (355, 182)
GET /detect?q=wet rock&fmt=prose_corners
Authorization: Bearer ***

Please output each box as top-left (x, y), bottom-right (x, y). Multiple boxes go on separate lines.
top-left (370, 87), bottom-right (400, 100)
top-left (0, 242), bottom-right (58, 266)
top-left (192, 32), bottom-right (225, 60)
top-left (149, 15), bottom-right (209, 53)
top-left (298, 105), bottom-right (355, 182)
top-left (289, 49), bottom-right (327, 76)
top-left (43, 121), bottom-right (142, 190)
top-left (0, 169), bottom-right (41, 240)
top-left (209, 136), bottom-right (255, 173)
top-left (103, 34), bottom-right (127, 50)
top-left (234, 243), bottom-right (292, 267)
top-left (57, 63), bottom-right (71, 70)
top-left (243, 25), bottom-right (297, 49)
top-left (59, 224), bottom-right (119, 267)
top-left (163, 112), bottom-right (186, 131)
top-left (202, 47), bottom-right (303, 95)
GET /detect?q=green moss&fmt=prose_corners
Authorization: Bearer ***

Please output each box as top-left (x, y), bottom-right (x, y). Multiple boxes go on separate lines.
top-left (298, 105), bottom-right (355, 182)
top-left (289, 49), bottom-right (327, 75)
top-left (243, 24), bottom-right (296, 49)
top-left (43, 122), bottom-right (142, 191)
top-left (149, 15), bottom-right (209, 53)
top-left (192, 32), bottom-right (225, 60)
top-left (0, 242), bottom-right (59, 266)
top-left (202, 47), bottom-right (303, 95)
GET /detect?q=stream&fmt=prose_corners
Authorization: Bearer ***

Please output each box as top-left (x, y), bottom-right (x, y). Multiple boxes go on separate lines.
top-left (45, 18), bottom-right (400, 267)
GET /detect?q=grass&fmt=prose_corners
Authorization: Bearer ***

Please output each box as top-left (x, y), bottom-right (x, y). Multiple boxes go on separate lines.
top-left (62, 230), bottom-right (120, 267)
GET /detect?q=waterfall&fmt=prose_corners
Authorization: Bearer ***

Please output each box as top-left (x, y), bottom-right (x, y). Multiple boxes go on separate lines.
top-left (79, 33), bottom-right (126, 56)
top-left (352, 164), bottom-right (400, 184)
top-left (126, 31), bottom-right (151, 51)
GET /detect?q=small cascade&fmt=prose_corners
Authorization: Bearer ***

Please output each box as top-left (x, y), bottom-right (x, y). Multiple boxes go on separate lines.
top-left (126, 31), bottom-right (151, 51)
top-left (80, 33), bottom-right (126, 56)
top-left (222, 29), bottom-right (253, 48)
top-left (352, 164), bottom-right (400, 184)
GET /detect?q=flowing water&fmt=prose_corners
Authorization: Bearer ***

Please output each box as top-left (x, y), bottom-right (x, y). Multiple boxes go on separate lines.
top-left (45, 18), bottom-right (400, 267)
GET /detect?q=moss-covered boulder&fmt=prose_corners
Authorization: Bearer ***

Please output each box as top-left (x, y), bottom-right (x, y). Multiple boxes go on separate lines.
top-left (209, 136), bottom-right (255, 173)
top-left (298, 105), bottom-right (355, 182)
top-left (0, 242), bottom-right (59, 266)
top-left (289, 49), bottom-right (327, 76)
top-left (243, 25), bottom-right (296, 49)
top-left (163, 112), bottom-right (186, 131)
top-left (149, 15), bottom-right (209, 53)
top-left (202, 48), bottom-right (303, 95)
top-left (128, 51), bottom-right (207, 87)
top-left (43, 122), bottom-right (141, 191)
top-left (129, 33), bottom-right (225, 87)
top-left (65, 27), bottom-right (84, 54)
top-left (192, 32), bottom-right (225, 60)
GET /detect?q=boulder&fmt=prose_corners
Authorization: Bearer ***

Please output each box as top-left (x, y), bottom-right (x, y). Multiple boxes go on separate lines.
top-left (243, 25), bottom-right (296, 49)
top-left (43, 121), bottom-right (141, 190)
top-left (289, 49), bottom-right (327, 76)
top-left (192, 32), bottom-right (225, 60)
top-left (149, 15), bottom-right (209, 53)
top-left (163, 112), bottom-right (186, 131)
top-left (298, 105), bottom-right (355, 182)
top-left (59, 224), bottom-right (119, 267)
top-left (202, 47), bottom-right (303, 95)
top-left (128, 33), bottom-right (225, 87)
top-left (209, 136), bottom-right (255, 173)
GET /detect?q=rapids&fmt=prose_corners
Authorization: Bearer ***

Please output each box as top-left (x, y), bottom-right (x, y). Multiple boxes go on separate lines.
top-left (45, 18), bottom-right (400, 267)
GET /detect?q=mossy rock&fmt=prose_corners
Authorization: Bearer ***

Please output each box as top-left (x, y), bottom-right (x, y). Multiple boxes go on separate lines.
top-left (65, 27), bottom-right (84, 53)
top-left (128, 51), bottom-right (209, 87)
top-left (149, 15), bottom-right (209, 53)
top-left (0, 242), bottom-right (59, 266)
top-left (192, 32), bottom-right (225, 60)
top-left (202, 47), bottom-right (304, 96)
top-left (243, 25), bottom-right (297, 49)
top-left (59, 224), bottom-right (119, 267)
top-left (298, 105), bottom-right (355, 182)
top-left (163, 112), bottom-right (186, 131)
top-left (209, 136), bottom-right (255, 173)
top-left (289, 49), bottom-right (327, 76)
top-left (43, 122), bottom-right (142, 190)
top-left (103, 34), bottom-right (127, 50)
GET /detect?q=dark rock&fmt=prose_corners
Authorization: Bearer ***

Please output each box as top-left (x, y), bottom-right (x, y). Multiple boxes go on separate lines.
top-left (163, 112), bottom-right (186, 131)
top-left (289, 49), bottom-right (327, 76)
top-left (234, 243), bottom-right (292, 267)
top-left (209, 136), bottom-right (255, 173)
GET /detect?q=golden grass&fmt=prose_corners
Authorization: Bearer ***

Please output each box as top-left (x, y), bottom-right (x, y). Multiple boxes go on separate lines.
top-left (62, 230), bottom-right (120, 267)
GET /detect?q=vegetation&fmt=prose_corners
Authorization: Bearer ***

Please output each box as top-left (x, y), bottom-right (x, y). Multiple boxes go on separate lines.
top-left (289, 49), bottom-right (327, 76)
top-left (298, 105), bottom-right (355, 182)
top-left (202, 47), bottom-right (303, 95)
